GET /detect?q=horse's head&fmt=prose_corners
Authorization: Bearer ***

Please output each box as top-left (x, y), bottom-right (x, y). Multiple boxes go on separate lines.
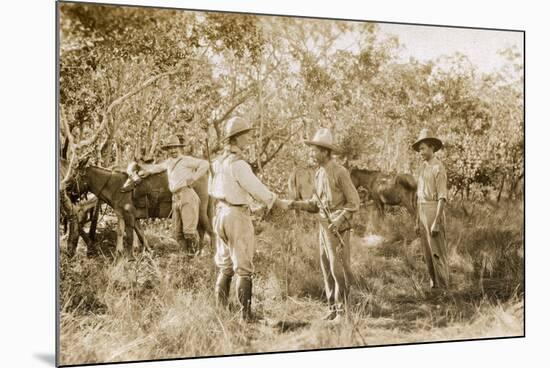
top-left (69, 154), bottom-right (92, 195)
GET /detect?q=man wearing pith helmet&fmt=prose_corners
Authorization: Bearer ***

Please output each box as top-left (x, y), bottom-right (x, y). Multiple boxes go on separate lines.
top-left (412, 128), bottom-right (450, 290)
top-left (209, 116), bottom-right (292, 323)
top-left (289, 128), bottom-right (360, 323)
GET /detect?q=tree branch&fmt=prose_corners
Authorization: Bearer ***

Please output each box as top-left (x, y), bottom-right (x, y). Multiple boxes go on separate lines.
top-left (77, 64), bottom-right (185, 149)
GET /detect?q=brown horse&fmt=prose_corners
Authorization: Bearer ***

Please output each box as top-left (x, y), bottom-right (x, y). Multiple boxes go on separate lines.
top-left (70, 158), bottom-right (214, 257)
top-left (350, 168), bottom-right (417, 217)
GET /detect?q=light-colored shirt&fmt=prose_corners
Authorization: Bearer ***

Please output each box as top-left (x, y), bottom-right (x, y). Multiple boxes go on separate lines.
top-left (144, 156), bottom-right (209, 193)
top-left (416, 157), bottom-right (448, 203)
top-left (209, 145), bottom-right (276, 209)
top-left (307, 159), bottom-right (360, 219)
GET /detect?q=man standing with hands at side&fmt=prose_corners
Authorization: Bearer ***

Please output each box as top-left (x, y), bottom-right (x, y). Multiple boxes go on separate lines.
top-left (412, 128), bottom-right (450, 290)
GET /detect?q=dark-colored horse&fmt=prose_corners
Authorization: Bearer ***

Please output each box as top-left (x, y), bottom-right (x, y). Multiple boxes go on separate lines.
top-left (67, 158), bottom-right (214, 257)
top-left (350, 168), bottom-right (417, 217)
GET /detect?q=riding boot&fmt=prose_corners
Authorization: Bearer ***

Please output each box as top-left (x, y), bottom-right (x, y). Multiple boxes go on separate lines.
top-left (236, 276), bottom-right (254, 323)
top-left (183, 233), bottom-right (200, 257)
top-left (215, 271), bottom-right (233, 309)
top-left (175, 233), bottom-right (187, 251)
top-left (321, 304), bottom-right (337, 321)
top-left (328, 304), bottom-right (346, 324)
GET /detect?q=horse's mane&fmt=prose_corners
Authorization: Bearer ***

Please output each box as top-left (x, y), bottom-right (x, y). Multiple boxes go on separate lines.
top-left (350, 167), bottom-right (381, 175)
top-left (89, 165), bottom-right (110, 171)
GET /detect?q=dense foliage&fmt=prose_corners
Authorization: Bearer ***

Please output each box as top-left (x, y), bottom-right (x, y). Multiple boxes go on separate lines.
top-left (59, 3), bottom-right (523, 200)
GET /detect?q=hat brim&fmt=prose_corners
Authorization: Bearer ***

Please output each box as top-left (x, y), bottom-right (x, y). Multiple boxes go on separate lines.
top-left (224, 127), bottom-right (254, 141)
top-left (412, 137), bottom-right (443, 152)
top-left (161, 143), bottom-right (185, 150)
top-left (304, 140), bottom-right (338, 152)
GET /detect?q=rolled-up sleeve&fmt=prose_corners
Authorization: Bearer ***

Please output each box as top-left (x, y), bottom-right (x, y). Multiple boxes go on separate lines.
top-left (141, 161), bottom-right (168, 174)
top-left (232, 160), bottom-right (277, 209)
top-left (337, 167), bottom-right (361, 215)
top-left (435, 165), bottom-right (448, 201)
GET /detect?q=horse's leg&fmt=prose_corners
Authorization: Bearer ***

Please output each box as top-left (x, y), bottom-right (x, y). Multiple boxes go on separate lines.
top-left (89, 200), bottom-right (101, 241)
top-left (197, 225), bottom-right (205, 256)
top-left (122, 205), bottom-right (136, 258)
top-left (115, 213), bottom-right (125, 256)
top-left (405, 192), bottom-right (416, 217)
top-left (67, 215), bottom-right (80, 258)
top-left (206, 197), bottom-right (216, 252)
top-left (134, 220), bottom-right (150, 252)
top-left (376, 199), bottom-right (385, 218)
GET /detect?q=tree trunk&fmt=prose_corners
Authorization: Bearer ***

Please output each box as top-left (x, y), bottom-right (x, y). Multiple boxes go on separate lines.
top-left (257, 75), bottom-right (264, 173)
top-left (60, 187), bottom-right (80, 257)
top-left (497, 172), bottom-right (506, 202)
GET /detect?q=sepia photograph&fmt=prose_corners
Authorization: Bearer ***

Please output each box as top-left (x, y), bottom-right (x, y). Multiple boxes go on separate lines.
top-left (56, 1), bottom-right (524, 366)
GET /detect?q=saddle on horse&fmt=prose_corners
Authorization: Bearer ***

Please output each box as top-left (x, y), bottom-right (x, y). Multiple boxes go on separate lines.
top-left (120, 164), bottom-right (172, 219)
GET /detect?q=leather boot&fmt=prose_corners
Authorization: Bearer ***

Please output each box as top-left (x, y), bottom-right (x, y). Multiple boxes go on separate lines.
top-left (321, 305), bottom-right (337, 321)
top-left (215, 271), bottom-right (233, 308)
top-left (328, 304), bottom-right (346, 324)
top-left (183, 233), bottom-right (200, 257)
top-left (236, 276), bottom-right (254, 323)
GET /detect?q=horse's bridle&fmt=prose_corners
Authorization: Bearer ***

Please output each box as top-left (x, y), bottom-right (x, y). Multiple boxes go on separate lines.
top-left (74, 165), bottom-right (113, 201)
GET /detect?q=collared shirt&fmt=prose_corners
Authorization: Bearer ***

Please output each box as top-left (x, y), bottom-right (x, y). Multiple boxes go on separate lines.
top-left (416, 157), bottom-right (448, 203)
top-left (209, 145), bottom-right (276, 209)
top-left (308, 159), bottom-right (360, 218)
top-left (144, 156), bottom-right (209, 193)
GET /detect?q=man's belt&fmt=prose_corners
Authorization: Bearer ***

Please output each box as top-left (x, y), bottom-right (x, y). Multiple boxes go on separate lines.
top-left (218, 199), bottom-right (247, 208)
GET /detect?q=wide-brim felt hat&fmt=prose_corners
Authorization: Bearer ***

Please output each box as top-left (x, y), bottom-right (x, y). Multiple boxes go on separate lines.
top-left (304, 128), bottom-right (338, 152)
top-left (161, 135), bottom-right (185, 149)
top-left (412, 128), bottom-right (443, 152)
top-left (224, 117), bottom-right (254, 141)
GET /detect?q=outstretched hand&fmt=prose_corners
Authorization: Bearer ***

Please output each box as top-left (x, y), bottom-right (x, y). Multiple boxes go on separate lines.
top-left (276, 199), bottom-right (294, 211)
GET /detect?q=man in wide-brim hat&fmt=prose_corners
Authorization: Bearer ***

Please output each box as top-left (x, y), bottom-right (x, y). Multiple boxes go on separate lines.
top-left (209, 116), bottom-right (293, 323)
top-left (290, 127), bottom-right (360, 323)
top-left (123, 134), bottom-right (210, 257)
top-left (412, 128), bottom-right (450, 290)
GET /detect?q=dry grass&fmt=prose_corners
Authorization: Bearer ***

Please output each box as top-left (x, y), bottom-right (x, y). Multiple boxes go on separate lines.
top-left (58, 200), bottom-right (524, 365)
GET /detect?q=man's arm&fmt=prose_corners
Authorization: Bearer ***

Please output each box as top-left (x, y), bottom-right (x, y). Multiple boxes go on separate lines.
top-left (327, 167), bottom-right (360, 231)
top-left (431, 164), bottom-right (448, 235)
top-left (186, 157), bottom-right (209, 184)
top-left (291, 198), bottom-right (319, 213)
top-left (232, 160), bottom-right (277, 209)
top-left (139, 161), bottom-right (168, 175)
top-left (337, 167), bottom-right (361, 220)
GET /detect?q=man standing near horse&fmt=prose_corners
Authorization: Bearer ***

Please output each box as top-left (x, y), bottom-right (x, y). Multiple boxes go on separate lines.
top-left (122, 135), bottom-right (209, 257)
top-left (209, 116), bottom-right (292, 323)
top-left (289, 128), bottom-right (360, 323)
top-left (412, 128), bottom-right (450, 290)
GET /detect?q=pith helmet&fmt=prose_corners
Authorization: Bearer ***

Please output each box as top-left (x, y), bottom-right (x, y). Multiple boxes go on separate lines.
top-left (224, 117), bottom-right (254, 141)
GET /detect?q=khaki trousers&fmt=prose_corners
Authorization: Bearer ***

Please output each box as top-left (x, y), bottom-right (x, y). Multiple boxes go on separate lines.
top-left (418, 202), bottom-right (450, 288)
top-left (319, 220), bottom-right (352, 312)
top-left (214, 203), bottom-right (255, 278)
top-left (172, 187), bottom-right (200, 237)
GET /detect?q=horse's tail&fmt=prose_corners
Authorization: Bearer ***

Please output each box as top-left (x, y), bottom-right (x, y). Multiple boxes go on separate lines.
top-left (396, 174), bottom-right (417, 191)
